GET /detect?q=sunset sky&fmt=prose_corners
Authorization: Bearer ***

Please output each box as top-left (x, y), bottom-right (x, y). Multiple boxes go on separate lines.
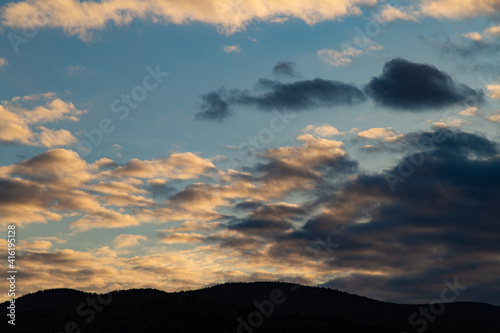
top-left (1, 0), bottom-right (499, 305)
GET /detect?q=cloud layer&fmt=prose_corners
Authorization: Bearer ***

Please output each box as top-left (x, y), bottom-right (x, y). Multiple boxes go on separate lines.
top-left (3, 0), bottom-right (500, 40)
top-left (0, 93), bottom-right (84, 147)
top-left (2, 127), bottom-right (499, 304)
top-left (198, 59), bottom-right (485, 120)
top-left (365, 58), bottom-right (484, 110)
top-left (0, 0), bottom-right (376, 40)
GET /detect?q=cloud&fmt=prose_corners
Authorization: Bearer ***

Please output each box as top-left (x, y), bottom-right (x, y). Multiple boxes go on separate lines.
top-left (235, 78), bottom-right (367, 111)
top-left (264, 134), bottom-right (347, 171)
top-left (273, 61), bottom-right (299, 77)
top-left (197, 78), bottom-right (366, 120)
top-left (20, 240), bottom-right (53, 251)
top-left (303, 124), bottom-right (345, 137)
top-left (365, 58), bottom-right (484, 110)
top-left (159, 232), bottom-right (205, 244)
top-left (357, 127), bottom-right (404, 142)
top-left (113, 152), bottom-right (215, 179)
top-left (432, 118), bottom-right (470, 128)
top-left (0, 148), bottom-right (218, 229)
top-left (487, 84), bottom-right (500, 99)
top-left (1, 148), bottom-right (92, 186)
top-left (488, 114), bottom-right (500, 123)
top-left (199, 58), bottom-right (484, 120)
top-left (195, 91), bottom-right (232, 121)
top-left (65, 64), bottom-right (93, 75)
top-left (0, 0), bottom-right (377, 40)
top-left (223, 45), bottom-right (240, 53)
top-left (159, 132), bottom-right (355, 223)
top-left (228, 218), bottom-right (294, 234)
top-left (94, 157), bottom-right (118, 169)
top-left (18, 97), bottom-right (86, 123)
top-left (420, 0), bottom-right (500, 19)
top-left (0, 93), bottom-right (84, 147)
top-left (462, 32), bottom-right (483, 41)
top-left (35, 126), bottom-right (78, 147)
top-left (318, 39), bottom-right (382, 67)
top-left (3, 127), bottom-right (500, 305)
top-left (2, 0), bottom-right (500, 45)
top-left (485, 25), bottom-right (500, 36)
top-left (114, 234), bottom-right (147, 248)
top-left (252, 133), bottom-right (357, 198)
top-left (437, 35), bottom-right (500, 58)
top-left (247, 202), bottom-right (308, 221)
top-left (458, 106), bottom-right (479, 116)
top-left (163, 221), bottom-right (221, 233)
top-left (374, 4), bottom-right (420, 22)
top-left (317, 48), bottom-right (363, 67)
top-left (4, 246), bottom-right (260, 300)
top-left (0, 57), bottom-right (8, 68)
top-left (299, 129), bottom-right (500, 303)
top-left (0, 178), bottom-right (59, 226)
top-left (0, 105), bottom-right (34, 144)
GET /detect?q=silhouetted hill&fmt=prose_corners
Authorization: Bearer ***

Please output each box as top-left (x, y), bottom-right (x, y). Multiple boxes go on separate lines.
top-left (2, 282), bottom-right (499, 332)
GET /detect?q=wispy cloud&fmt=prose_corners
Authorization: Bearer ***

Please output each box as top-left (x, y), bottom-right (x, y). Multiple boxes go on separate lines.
top-left (224, 45), bottom-right (241, 53)
top-left (318, 38), bottom-right (382, 67)
top-left (0, 57), bottom-right (8, 68)
top-left (65, 64), bottom-right (93, 75)
top-left (0, 0), bottom-right (377, 40)
top-left (114, 234), bottom-right (148, 248)
top-left (462, 32), bottom-right (483, 41)
top-left (374, 4), bottom-right (420, 23)
top-left (487, 84), bottom-right (500, 99)
top-left (0, 93), bottom-right (85, 147)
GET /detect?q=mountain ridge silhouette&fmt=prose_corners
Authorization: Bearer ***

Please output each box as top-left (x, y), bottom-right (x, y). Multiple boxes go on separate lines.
top-left (2, 281), bottom-right (498, 332)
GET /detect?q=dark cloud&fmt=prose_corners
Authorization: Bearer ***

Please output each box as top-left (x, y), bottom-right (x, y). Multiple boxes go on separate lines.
top-left (436, 34), bottom-right (500, 58)
top-left (207, 129), bottom-right (500, 304)
top-left (236, 78), bottom-right (367, 111)
top-left (365, 58), bottom-right (484, 110)
top-left (256, 159), bottom-right (322, 182)
top-left (401, 129), bottom-right (498, 157)
top-left (195, 91), bottom-right (232, 121)
top-left (196, 78), bottom-right (366, 120)
top-left (273, 61), bottom-right (299, 77)
top-left (424, 34), bottom-right (500, 77)
top-left (248, 202), bottom-right (310, 221)
top-left (168, 184), bottom-right (213, 204)
top-left (149, 183), bottom-right (178, 198)
top-left (234, 200), bottom-right (263, 211)
top-left (197, 58), bottom-right (487, 120)
top-left (0, 178), bottom-right (48, 206)
top-left (445, 40), bottom-right (500, 57)
top-left (299, 130), bottom-right (500, 303)
top-left (470, 62), bottom-right (500, 76)
top-left (228, 218), bottom-right (294, 234)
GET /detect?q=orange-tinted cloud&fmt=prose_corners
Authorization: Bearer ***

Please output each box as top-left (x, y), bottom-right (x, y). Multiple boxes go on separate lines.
top-left (1, 0), bottom-right (377, 40)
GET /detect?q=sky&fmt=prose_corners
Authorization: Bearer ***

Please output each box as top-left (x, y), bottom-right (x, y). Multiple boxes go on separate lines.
top-left (0, 0), bottom-right (499, 305)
